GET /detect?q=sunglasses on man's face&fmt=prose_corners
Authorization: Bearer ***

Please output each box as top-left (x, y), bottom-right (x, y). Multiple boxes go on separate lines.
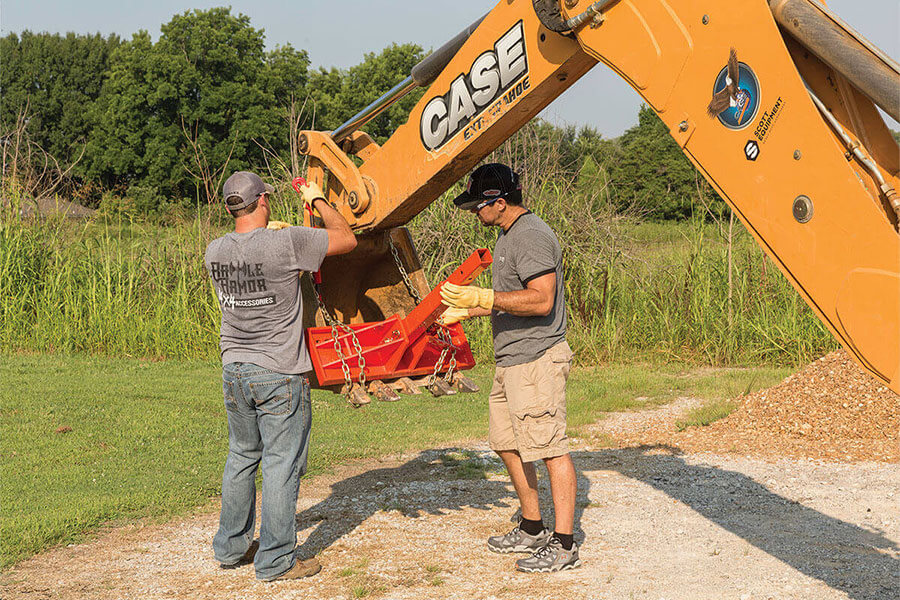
top-left (474, 197), bottom-right (501, 211)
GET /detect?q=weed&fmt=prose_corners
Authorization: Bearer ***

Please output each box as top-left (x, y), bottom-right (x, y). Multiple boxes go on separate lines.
top-left (440, 450), bottom-right (490, 480)
top-left (453, 462), bottom-right (488, 480)
top-left (378, 501), bottom-right (405, 514)
top-left (675, 399), bottom-right (739, 431)
top-left (582, 432), bottom-right (616, 447)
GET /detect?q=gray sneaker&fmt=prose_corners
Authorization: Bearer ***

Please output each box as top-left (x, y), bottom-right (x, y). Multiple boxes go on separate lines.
top-left (487, 524), bottom-right (551, 554)
top-left (515, 537), bottom-right (581, 572)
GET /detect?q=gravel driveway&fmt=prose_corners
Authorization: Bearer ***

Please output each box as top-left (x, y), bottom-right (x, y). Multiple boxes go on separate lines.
top-left (4, 396), bottom-right (898, 600)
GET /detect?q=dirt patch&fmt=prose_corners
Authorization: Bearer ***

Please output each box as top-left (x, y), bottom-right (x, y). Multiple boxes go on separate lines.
top-left (588, 351), bottom-right (899, 463)
top-left (3, 443), bottom-right (896, 600)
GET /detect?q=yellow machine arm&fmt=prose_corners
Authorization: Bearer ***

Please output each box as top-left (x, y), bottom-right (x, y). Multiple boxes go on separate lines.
top-left (299, 0), bottom-right (900, 393)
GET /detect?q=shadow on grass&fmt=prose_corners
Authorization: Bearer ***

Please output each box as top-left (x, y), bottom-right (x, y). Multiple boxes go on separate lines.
top-left (294, 446), bottom-right (897, 600)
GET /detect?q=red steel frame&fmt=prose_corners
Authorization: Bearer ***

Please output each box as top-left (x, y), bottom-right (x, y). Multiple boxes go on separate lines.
top-left (307, 248), bottom-right (493, 386)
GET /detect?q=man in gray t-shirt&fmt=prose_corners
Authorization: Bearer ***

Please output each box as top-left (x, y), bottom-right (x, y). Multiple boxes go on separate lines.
top-left (206, 171), bottom-right (356, 582)
top-left (440, 163), bottom-right (580, 573)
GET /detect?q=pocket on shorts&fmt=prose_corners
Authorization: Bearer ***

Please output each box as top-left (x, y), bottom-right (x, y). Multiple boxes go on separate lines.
top-left (248, 377), bottom-right (293, 416)
top-left (548, 342), bottom-right (573, 363)
top-left (546, 342), bottom-right (573, 382)
top-left (515, 407), bottom-right (562, 449)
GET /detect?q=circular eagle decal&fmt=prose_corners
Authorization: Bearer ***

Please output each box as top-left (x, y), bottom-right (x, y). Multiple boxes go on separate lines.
top-left (709, 51), bottom-right (760, 131)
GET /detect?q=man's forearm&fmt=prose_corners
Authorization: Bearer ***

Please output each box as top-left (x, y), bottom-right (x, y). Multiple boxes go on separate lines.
top-left (312, 198), bottom-right (351, 235)
top-left (311, 198), bottom-right (356, 255)
top-left (492, 289), bottom-right (552, 317)
top-left (440, 274), bottom-right (555, 317)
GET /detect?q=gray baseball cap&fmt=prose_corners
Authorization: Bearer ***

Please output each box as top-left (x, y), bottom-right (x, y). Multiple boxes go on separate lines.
top-left (223, 171), bottom-right (275, 210)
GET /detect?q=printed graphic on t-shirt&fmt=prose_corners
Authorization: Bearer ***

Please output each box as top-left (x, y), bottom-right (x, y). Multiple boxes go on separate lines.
top-left (208, 261), bottom-right (274, 310)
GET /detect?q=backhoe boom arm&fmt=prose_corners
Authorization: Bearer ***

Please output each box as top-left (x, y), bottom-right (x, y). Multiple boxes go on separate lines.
top-left (300, 0), bottom-right (900, 393)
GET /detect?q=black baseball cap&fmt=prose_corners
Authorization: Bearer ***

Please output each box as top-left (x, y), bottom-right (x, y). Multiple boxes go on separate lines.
top-left (452, 163), bottom-right (521, 210)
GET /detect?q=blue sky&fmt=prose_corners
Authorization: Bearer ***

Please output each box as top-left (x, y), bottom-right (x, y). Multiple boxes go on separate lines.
top-left (3, 0), bottom-right (897, 135)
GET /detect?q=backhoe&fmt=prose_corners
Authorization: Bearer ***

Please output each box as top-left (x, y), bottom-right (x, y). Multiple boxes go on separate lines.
top-left (291, 0), bottom-right (900, 402)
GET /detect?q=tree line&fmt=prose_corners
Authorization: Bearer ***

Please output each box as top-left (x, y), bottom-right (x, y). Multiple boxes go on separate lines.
top-left (2, 6), bottom-right (721, 220)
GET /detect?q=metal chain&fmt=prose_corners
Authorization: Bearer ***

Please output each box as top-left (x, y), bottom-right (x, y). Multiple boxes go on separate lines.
top-left (314, 284), bottom-right (367, 392)
top-left (439, 326), bottom-right (458, 382)
top-left (444, 342), bottom-right (458, 383)
top-left (428, 334), bottom-right (451, 387)
top-left (427, 326), bottom-right (459, 386)
top-left (389, 234), bottom-right (457, 386)
top-left (388, 236), bottom-right (423, 304)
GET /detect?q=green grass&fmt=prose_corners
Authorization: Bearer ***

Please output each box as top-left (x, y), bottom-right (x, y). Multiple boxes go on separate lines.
top-left (564, 363), bottom-right (790, 436)
top-left (439, 450), bottom-right (492, 480)
top-left (0, 353), bottom-right (791, 569)
top-left (0, 354), bottom-right (489, 569)
top-left (675, 398), bottom-right (740, 431)
top-left (0, 213), bottom-right (221, 359)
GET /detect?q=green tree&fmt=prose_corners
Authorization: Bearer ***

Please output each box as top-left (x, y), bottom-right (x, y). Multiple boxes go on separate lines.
top-left (84, 7), bottom-right (309, 203)
top-left (608, 105), bottom-right (720, 219)
top-left (307, 43), bottom-right (426, 143)
top-left (576, 154), bottom-right (601, 199)
top-left (568, 125), bottom-right (611, 172)
top-left (0, 32), bottom-right (120, 162)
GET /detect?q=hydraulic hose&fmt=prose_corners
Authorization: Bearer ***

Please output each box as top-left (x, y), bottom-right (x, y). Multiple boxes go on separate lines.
top-left (769, 0), bottom-right (900, 123)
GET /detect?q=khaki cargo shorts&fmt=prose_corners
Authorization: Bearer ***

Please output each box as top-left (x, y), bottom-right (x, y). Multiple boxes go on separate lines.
top-left (488, 341), bottom-right (574, 463)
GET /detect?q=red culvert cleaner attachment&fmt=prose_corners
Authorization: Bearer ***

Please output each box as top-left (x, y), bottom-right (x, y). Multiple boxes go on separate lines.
top-left (306, 248), bottom-right (492, 386)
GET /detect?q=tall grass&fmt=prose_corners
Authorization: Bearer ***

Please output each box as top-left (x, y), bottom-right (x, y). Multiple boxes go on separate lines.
top-left (1, 203), bottom-right (222, 359)
top-left (0, 176), bottom-right (836, 367)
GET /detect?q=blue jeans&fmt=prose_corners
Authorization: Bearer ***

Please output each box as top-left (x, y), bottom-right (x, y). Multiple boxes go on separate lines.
top-left (212, 362), bottom-right (312, 580)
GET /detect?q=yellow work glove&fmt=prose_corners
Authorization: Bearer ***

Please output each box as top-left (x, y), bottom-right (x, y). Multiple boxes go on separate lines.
top-left (299, 180), bottom-right (326, 210)
top-left (267, 220), bottom-right (291, 230)
top-left (440, 282), bottom-right (494, 311)
top-left (437, 307), bottom-right (471, 326)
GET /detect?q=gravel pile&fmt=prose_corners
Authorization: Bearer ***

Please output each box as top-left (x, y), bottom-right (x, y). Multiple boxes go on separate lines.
top-left (638, 351), bottom-right (900, 462)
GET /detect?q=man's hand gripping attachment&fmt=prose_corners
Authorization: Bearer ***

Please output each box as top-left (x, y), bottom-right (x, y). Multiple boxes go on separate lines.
top-left (298, 180), bottom-right (327, 213)
top-left (437, 307), bottom-right (471, 326)
top-left (438, 282), bottom-right (494, 325)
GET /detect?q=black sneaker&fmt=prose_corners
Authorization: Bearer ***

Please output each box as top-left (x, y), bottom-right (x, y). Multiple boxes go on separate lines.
top-left (487, 524), bottom-right (551, 554)
top-left (515, 537), bottom-right (581, 572)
